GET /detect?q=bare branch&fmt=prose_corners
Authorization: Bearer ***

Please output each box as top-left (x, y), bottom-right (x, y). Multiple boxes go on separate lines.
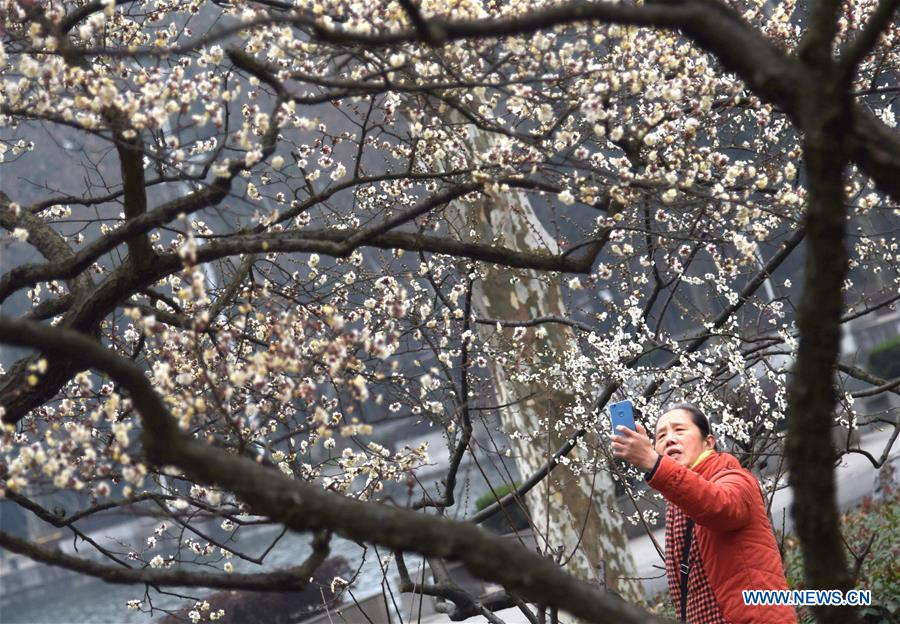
top-left (838, 361), bottom-right (900, 397)
top-left (0, 529), bottom-right (331, 591)
top-left (470, 431), bottom-right (585, 525)
top-left (851, 376), bottom-right (900, 398)
top-left (842, 423), bottom-right (900, 468)
top-left (0, 316), bottom-right (663, 624)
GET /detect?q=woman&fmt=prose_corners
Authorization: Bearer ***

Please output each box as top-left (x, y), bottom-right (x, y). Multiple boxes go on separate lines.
top-left (612, 403), bottom-right (797, 623)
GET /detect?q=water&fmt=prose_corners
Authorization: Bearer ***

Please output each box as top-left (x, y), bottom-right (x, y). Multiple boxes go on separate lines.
top-left (1, 442), bottom-right (517, 623)
top-left (0, 526), bottom-right (399, 624)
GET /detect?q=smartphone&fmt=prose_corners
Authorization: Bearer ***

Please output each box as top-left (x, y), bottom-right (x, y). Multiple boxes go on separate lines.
top-left (609, 399), bottom-right (637, 433)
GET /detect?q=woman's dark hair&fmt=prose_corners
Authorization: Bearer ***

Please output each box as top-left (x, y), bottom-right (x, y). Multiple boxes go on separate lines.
top-left (662, 402), bottom-right (715, 445)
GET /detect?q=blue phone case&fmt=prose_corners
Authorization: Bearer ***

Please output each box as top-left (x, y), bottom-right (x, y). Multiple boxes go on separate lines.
top-left (610, 400), bottom-right (636, 432)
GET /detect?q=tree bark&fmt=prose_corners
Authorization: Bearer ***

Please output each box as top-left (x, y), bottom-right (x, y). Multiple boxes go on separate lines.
top-left (443, 124), bottom-right (643, 602)
top-left (784, 47), bottom-right (858, 621)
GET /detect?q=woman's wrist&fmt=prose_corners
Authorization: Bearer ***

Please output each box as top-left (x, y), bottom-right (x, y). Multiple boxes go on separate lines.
top-left (642, 451), bottom-right (662, 475)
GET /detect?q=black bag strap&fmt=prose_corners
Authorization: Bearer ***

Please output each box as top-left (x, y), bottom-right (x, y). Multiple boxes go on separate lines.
top-left (680, 518), bottom-right (695, 623)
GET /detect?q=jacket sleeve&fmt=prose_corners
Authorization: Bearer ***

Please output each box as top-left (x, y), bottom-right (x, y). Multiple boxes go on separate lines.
top-left (647, 455), bottom-right (756, 531)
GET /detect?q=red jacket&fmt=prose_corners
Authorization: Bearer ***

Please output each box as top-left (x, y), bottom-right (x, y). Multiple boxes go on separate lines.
top-left (648, 451), bottom-right (797, 623)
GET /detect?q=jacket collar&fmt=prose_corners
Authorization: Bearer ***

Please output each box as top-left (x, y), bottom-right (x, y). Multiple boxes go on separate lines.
top-left (690, 449), bottom-right (715, 470)
top-left (692, 450), bottom-right (742, 478)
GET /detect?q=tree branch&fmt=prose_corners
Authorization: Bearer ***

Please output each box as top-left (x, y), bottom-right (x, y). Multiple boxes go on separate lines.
top-left (25, 0), bottom-right (900, 201)
top-left (837, 0), bottom-right (900, 83)
top-left (194, 228), bottom-right (607, 275)
top-left (642, 227), bottom-right (806, 397)
top-left (0, 316), bottom-right (662, 624)
top-left (470, 431), bottom-right (584, 525)
top-left (111, 126), bottom-right (156, 269)
top-left (0, 192), bottom-right (93, 297)
top-left (0, 529), bottom-right (331, 591)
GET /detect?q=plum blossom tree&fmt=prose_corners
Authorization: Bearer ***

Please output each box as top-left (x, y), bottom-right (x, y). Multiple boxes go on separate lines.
top-left (0, 0), bottom-right (898, 622)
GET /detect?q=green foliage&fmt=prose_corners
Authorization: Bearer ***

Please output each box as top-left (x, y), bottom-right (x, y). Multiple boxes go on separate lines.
top-left (647, 492), bottom-right (898, 621)
top-left (781, 489), bottom-right (899, 623)
top-left (868, 335), bottom-right (900, 380)
top-left (474, 481), bottom-right (521, 511)
top-left (646, 590), bottom-right (677, 618)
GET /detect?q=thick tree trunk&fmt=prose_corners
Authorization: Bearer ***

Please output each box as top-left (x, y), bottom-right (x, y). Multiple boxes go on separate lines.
top-left (441, 127), bottom-right (642, 603)
top-left (784, 56), bottom-right (858, 621)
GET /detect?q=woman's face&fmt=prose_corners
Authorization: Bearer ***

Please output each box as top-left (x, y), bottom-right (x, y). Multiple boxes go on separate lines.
top-left (654, 409), bottom-right (715, 467)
